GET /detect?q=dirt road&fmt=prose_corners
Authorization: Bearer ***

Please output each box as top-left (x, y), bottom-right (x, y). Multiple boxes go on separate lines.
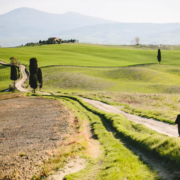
top-left (0, 61), bottom-right (9, 66)
top-left (82, 98), bottom-right (178, 137)
top-left (15, 65), bottom-right (29, 92)
top-left (0, 61), bottom-right (29, 92)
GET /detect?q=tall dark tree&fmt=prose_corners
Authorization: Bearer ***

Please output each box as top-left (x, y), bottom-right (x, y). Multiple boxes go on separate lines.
top-left (31, 75), bottom-right (38, 92)
top-left (29, 58), bottom-right (38, 93)
top-left (157, 49), bottom-right (161, 64)
top-left (37, 68), bottom-right (43, 91)
top-left (10, 65), bottom-right (17, 91)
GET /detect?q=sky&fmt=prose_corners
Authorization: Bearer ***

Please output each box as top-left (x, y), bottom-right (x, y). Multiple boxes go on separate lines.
top-left (0, 0), bottom-right (180, 23)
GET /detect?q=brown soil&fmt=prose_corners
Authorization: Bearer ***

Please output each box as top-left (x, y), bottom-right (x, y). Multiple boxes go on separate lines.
top-left (46, 157), bottom-right (86, 180)
top-left (0, 96), bottom-right (73, 179)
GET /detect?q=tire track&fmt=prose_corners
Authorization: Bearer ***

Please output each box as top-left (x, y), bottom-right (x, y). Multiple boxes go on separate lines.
top-left (81, 98), bottom-right (178, 137)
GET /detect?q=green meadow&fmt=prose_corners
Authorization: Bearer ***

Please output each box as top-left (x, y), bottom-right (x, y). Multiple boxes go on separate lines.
top-left (0, 43), bottom-right (180, 67)
top-left (42, 64), bottom-right (180, 94)
top-left (0, 64), bottom-right (12, 90)
top-left (1, 43), bottom-right (180, 123)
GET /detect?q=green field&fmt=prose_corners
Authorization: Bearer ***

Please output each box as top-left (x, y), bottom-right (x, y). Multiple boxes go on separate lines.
top-left (0, 64), bottom-right (12, 90)
top-left (0, 43), bottom-right (180, 67)
top-left (42, 64), bottom-right (180, 94)
top-left (1, 44), bottom-right (180, 122)
top-left (1, 44), bottom-right (180, 93)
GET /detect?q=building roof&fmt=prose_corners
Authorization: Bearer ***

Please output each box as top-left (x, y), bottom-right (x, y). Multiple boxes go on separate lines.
top-left (48, 37), bottom-right (59, 41)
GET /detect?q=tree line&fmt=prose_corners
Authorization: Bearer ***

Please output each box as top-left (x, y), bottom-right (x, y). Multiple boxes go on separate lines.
top-left (10, 57), bottom-right (43, 92)
top-left (25, 38), bottom-right (78, 46)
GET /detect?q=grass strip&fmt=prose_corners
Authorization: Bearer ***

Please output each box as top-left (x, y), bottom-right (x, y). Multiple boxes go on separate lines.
top-left (60, 96), bottom-right (180, 169)
top-left (50, 95), bottom-right (160, 180)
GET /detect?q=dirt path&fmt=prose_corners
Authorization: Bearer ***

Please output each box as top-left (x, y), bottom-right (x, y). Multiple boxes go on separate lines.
top-left (15, 64), bottom-right (29, 92)
top-left (47, 157), bottom-right (86, 180)
top-left (81, 98), bottom-right (178, 137)
top-left (0, 61), bottom-right (29, 92)
top-left (0, 61), bottom-right (9, 66)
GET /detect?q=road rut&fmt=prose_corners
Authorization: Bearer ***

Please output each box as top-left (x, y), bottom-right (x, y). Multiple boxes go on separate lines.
top-left (82, 98), bottom-right (178, 137)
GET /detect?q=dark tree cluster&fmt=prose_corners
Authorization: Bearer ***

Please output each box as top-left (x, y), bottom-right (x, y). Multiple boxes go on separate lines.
top-left (39, 39), bottom-right (77, 45)
top-left (29, 58), bottom-right (43, 93)
top-left (10, 56), bottom-right (20, 91)
top-left (39, 39), bottom-right (62, 45)
top-left (62, 39), bottom-right (77, 43)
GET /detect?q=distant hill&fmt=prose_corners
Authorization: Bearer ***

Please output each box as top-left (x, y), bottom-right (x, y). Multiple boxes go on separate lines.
top-left (1, 7), bottom-right (180, 46)
top-left (0, 7), bottom-right (114, 46)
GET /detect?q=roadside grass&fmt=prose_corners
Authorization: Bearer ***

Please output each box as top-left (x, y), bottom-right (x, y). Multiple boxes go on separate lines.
top-left (30, 95), bottom-right (90, 180)
top-left (0, 64), bottom-right (12, 90)
top-left (1, 43), bottom-right (180, 68)
top-left (51, 95), bottom-right (161, 180)
top-left (32, 145), bottom-right (86, 180)
top-left (59, 96), bottom-right (180, 178)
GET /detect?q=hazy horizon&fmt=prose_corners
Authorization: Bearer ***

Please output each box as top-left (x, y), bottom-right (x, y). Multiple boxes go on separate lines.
top-left (0, 0), bottom-right (180, 23)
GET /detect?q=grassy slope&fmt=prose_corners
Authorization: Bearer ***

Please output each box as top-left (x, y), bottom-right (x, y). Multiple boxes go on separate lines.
top-left (1, 44), bottom-right (180, 123)
top-left (54, 96), bottom-right (161, 180)
top-left (0, 65), bottom-right (12, 90)
top-left (42, 64), bottom-right (180, 94)
top-left (1, 44), bottom-right (180, 93)
top-left (1, 43), bottom-right (180, 67)
top-left (51, 95), bottom-right (179, 180)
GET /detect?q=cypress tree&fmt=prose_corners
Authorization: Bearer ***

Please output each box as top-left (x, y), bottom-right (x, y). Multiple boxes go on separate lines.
top-left (29, 58), bottom-right (38, 93)
top-left (31, 75), bottom-right (38, 93)
top-left (10, 65), bottom-right (17, 91)
top-left (157, 49), bottom-right (161, 64)
top-left (37, 68), bottom-right (43, 91)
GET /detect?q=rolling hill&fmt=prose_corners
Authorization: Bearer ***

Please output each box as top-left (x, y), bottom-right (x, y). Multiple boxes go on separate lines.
top-left (0, 7), bottom-right (114, 46)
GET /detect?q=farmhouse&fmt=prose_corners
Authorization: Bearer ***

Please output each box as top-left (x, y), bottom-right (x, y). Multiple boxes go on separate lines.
top-left (48, 37), bottom-right (62, 44)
